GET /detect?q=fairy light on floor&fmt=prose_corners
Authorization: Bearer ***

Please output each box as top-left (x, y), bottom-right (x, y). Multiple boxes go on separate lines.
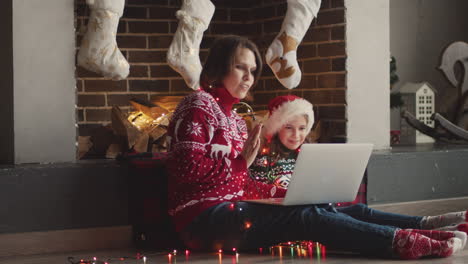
top-left (68, 241), bottom-right (326, 264)
top-left (266, 241), bottom-right (327, 259)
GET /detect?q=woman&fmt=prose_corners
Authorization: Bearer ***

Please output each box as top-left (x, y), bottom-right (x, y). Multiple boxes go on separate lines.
top-left (166, 35), bottom-right (285, 247)
top-left (166, 36), bottom-right (467, 259)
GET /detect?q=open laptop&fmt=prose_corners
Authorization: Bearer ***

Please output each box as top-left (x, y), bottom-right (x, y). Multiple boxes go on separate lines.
top-left (245, 143), bottom-right (373, 206)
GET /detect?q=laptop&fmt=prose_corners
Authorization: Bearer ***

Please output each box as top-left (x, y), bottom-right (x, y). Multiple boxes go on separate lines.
top-left (245, 143), bottom-right (373, 206)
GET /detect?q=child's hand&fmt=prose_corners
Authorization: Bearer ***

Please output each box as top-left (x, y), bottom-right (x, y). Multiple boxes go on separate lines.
top-left (241, 123), bottom-right (263, 168)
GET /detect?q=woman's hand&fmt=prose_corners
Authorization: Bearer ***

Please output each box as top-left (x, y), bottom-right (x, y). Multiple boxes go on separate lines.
top-left (241, 123), bottom-right (263, 168)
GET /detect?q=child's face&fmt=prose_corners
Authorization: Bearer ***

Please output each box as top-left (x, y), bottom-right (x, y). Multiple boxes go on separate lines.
top-left (278, 115), bottom-right (308, 150)
top-left (223, 48), bottom-right (257, 99)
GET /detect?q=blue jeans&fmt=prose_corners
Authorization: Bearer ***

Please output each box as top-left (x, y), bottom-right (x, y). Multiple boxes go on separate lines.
top-left (180, 203), bottom-right (423, 256)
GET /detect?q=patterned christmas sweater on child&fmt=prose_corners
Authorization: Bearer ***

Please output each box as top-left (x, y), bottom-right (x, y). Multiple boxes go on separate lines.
top-left (249, 151), bottom-right (298, 188)
top-left (166, 87), bottom-right (286, 232)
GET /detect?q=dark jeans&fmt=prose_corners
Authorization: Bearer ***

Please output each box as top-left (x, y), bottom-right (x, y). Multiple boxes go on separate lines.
top-left (180, 203), bottom-right (423, 256)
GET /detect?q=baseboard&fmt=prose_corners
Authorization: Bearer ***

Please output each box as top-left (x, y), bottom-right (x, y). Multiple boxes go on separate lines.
top-left (0, 225), bottom-right (132, 258)
top-left (370, 196), bottom-right (468, 216)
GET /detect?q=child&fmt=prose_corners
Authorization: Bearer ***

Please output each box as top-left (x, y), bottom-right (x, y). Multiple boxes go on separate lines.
top-left (250, 95), bottom-right (468, 253)
top-left (250, 95), bottom-right (314, 188)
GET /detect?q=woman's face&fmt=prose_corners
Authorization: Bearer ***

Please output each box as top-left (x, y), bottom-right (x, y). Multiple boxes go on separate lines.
top-left (222, 48), bottom-right (257, 99)
top-left (278, 115), bottom-right (308, 150)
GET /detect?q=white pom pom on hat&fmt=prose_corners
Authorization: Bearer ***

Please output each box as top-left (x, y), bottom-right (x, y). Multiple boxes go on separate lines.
top-left (263, 95), bottom-right (314, 138)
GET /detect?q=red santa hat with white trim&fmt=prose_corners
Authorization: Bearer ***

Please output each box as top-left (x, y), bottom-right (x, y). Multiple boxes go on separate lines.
top-left (263, 95), bottom-right (314, 138)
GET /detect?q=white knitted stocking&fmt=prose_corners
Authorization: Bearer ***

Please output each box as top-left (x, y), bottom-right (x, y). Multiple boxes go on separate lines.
top-left (266, 0), bottom-right (321, 89)
top-left (167, 0), bottom-right (215, 90)
top-left (77, 0), bottom-right (129, 80)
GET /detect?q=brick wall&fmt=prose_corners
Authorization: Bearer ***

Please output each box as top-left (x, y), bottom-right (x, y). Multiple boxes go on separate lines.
top-left (75, 0), bottom-right (346, 142)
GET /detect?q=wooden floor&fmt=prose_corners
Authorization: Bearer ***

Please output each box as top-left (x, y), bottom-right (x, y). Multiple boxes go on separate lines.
top-left (1, 198), bottom-right (466, 264)
top-left (0, 247), bottom-right (467, 264)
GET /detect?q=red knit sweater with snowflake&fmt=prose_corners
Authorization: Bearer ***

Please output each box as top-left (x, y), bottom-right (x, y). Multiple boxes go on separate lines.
top-left (167, 86), bottom-right (286, 232)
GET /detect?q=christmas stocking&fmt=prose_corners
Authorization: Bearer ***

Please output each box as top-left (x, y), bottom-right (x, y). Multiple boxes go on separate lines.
top-left (167, 0), bottom-right (215, 90)
top-left (77, 0), bottom-right (129, 80)
top-left (266, 0), bottom-right (321, 89)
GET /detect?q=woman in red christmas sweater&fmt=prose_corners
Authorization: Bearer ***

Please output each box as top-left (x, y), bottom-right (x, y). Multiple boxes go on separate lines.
top-left (166, 35), bottom-right (468, 259)
top-left (166, 35), bottom-right (285, 237)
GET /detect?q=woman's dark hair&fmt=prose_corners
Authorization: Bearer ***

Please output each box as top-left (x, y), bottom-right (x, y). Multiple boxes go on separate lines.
top-left (200, 35), bottom-right (263, 90)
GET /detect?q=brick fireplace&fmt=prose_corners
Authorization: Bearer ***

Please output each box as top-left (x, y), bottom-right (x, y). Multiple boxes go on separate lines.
top-left (75, 0), bottom-right (347, 148)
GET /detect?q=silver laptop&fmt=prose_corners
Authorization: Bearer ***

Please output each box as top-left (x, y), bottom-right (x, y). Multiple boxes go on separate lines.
top-left (245, 143), bottom-right (373, 206)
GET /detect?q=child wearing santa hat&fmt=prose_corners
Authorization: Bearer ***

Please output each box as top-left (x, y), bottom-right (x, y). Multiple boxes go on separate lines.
top-left (247, 95), bottom-right (468, 259)
top-left (251, 94), bottom-right (314, 188)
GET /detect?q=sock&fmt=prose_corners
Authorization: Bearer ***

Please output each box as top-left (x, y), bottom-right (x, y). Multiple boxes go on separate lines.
top-left (421, 211), bottom-right (467, 229)
top-left (436, 223), bottom-right (468, 234)
top-left (167, 0), bottom-right (214, 90)
top-left (405, 229), bottom-right (455, 240)
top-left (266, 0), bottom-right (321, 89)
top-left (459, 223), bottom-right (468, 233)
top-left (393, 229), bottom-right (463, 259)
top-left (77, 0), bottom-right (129, 80)
top-left (405, 229), bottom-right (467, 249)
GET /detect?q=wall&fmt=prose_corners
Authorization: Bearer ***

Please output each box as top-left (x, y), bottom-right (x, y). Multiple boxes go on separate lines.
top-left (0, 1), bottom-right (14, 164)
top-left (345, 0), bottom-right (390, 149)
top-left (76, 0), bottom-right (348, 143)
top-left (12, 0), bottom-right (76, 163)
top-left (390, 0), bottom-right (468, 128)
top-left (367, 146), bottom-right (468, 204)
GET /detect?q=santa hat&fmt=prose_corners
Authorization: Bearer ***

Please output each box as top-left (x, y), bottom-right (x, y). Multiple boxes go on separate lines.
top-left (263, 95), bottom-right (314, 138)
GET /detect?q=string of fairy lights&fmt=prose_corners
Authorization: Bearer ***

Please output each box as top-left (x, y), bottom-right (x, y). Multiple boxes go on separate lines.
top-left (68, 241), bottom-right (327, 264)
top-left (96, 102), bottom-right (327, 263)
